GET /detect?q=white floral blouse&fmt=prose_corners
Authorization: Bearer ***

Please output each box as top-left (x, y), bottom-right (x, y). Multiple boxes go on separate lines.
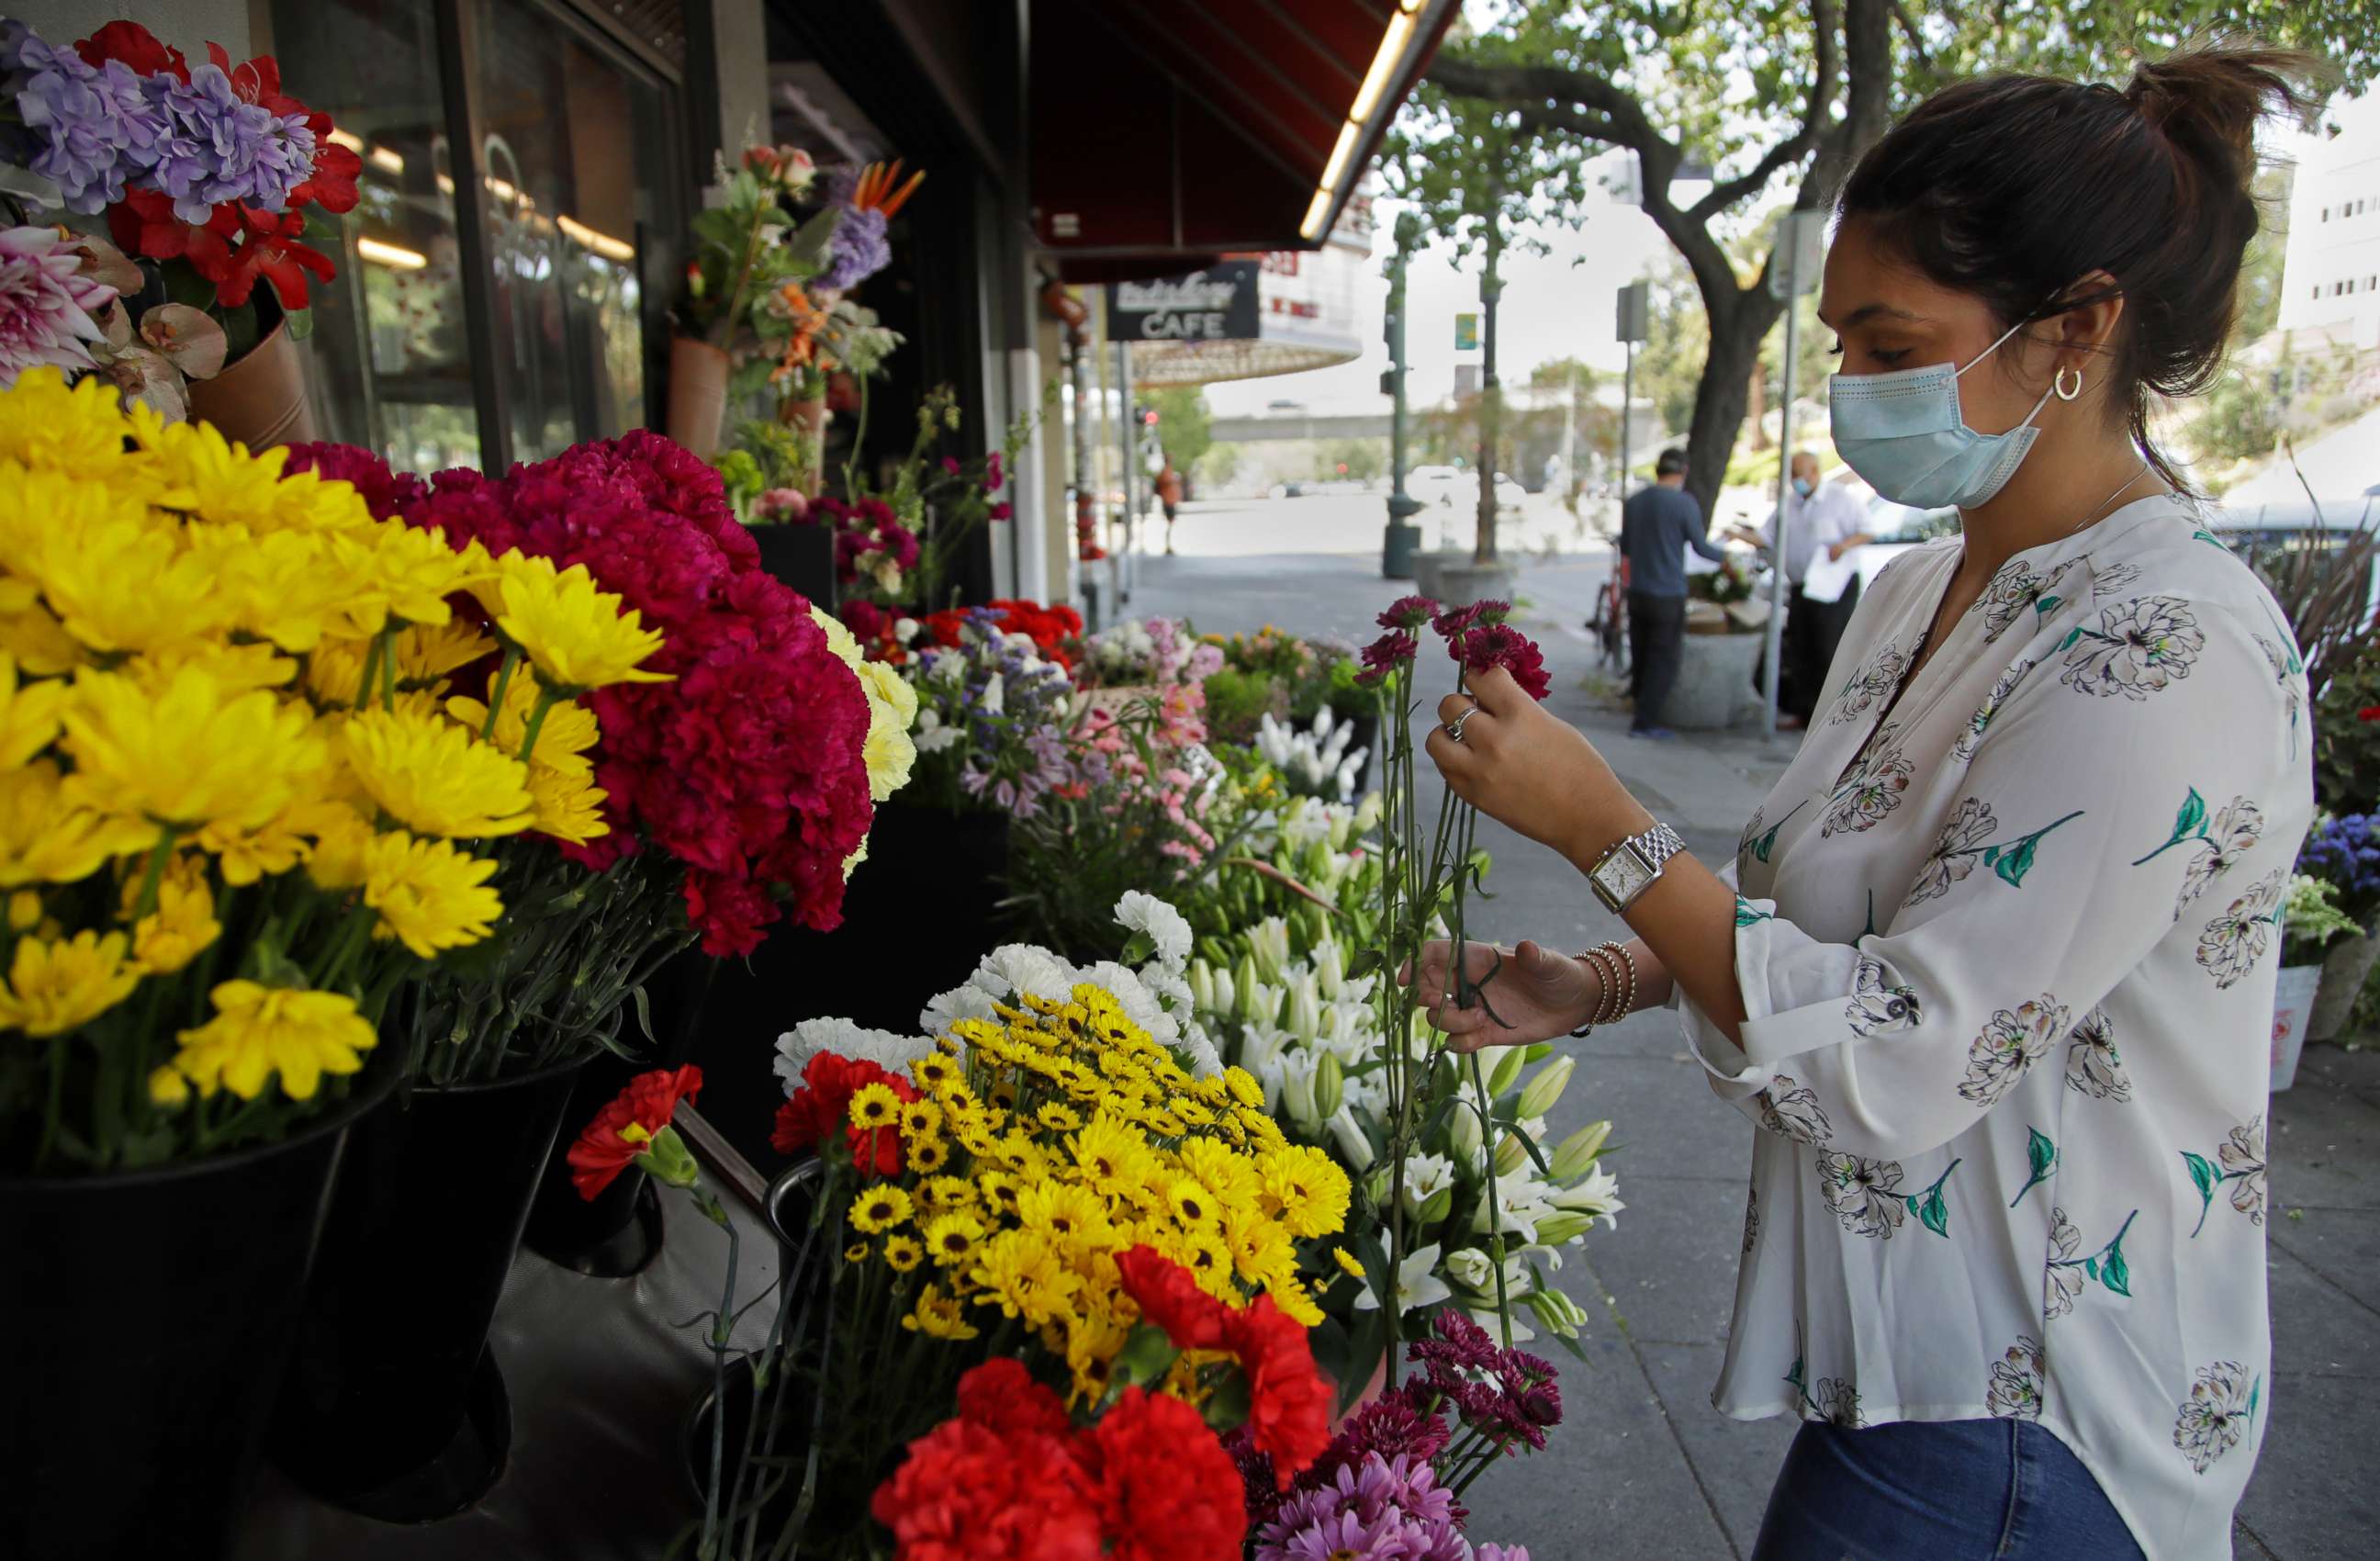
top-left (1678, 496), bottom-right (2314, 1560)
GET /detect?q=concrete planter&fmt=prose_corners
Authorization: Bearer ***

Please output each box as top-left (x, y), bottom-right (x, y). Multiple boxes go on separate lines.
top-left (1667, 630), bottom-right (1763, 731)
top-left (1411, 552), bottom-right (1517, 608)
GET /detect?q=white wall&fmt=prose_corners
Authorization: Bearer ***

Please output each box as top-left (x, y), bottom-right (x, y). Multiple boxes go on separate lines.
top-left (2277, 94), bottom-right (2380, 350)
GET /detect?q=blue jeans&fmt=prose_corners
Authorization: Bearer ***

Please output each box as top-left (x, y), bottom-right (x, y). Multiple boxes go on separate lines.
top-left (1753, 1419), bottom-right (2144, 1561)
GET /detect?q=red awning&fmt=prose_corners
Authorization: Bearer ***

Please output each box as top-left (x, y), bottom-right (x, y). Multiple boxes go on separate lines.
top-left (1029, 0), bottom-right (1455, 282)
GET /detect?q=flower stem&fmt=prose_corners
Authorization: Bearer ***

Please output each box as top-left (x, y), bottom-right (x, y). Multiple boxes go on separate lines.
top-left (699, 1197), bottom-right (738, 1560)
top-left (480, 647), bottom-right (521, 741)
top-left (514, 686), bottom-right (562, 768)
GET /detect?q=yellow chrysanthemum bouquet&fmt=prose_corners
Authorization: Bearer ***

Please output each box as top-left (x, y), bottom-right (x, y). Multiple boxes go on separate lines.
top-left (744, 968), bottom-right (1354, 1546)
top-left (0, 370), bottom-right (655, 1173)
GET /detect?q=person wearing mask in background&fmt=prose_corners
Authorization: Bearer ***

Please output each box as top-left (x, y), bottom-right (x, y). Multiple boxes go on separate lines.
top-left (1410, 44), bottom-right (2317, 1561)
top-left (1620, 445), bottom-right (1725, 738)
top-left (1729, 451), bottom-right (1875, 726)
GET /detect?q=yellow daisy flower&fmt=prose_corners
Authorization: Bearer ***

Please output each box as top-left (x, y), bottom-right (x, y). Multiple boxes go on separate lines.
top-left (446, 668), bottom-right (598, 777)
top-left (851, 1184), bottom-right (914, 1234)
top-left (301, 803), bottom-right (378, 893)
top-left (62, 666), bottom-right (328, 834)
top-left (129, 864), bottom-right (220, 976)
top-left (1037, 1101), bottom-right (1084, 1135)
top-left (848, 1082), bottom-right (901, 1132)
top-left (910, 1052), bottom-right (959, 1094)
top-left (0, 599), bottom-right (88, 676)
top-left (362, 831), bottom-right (503, 958)
top-left (898, 1098), bottom-right (944, 1139)
top-left (523, 764), bottom-right (610, 845)
top-left (0, 369), bottom-right (129, 477)
top-left (0, 653), bottom-right (62, 769)
top-left (1332, 1246), bottom-right (1368, 1283)
top-left (395, 621), bottom-right (499, 686)
top-left (883, 1234), bottom-right (925, 1273)
top-left (341, 707), bottom-right (534, 838)
top-left (163, 980), bottom-right (376, 1101)
top-left (969, 1229), bottom-right (1082, 1326)
top-left (35, 513), bottom-right (237, 657)
top-left (357, 522), bottom-right (488, 629)
top-left (1176, 1228), bottom-right (1235, 1297)
top-left (1165, 1177), bottom-right (1221, 1230)
top-left (1018, 1183), bottom-right (1112, 1249)
top-left (902, 1284), bottom-right (978, 1340)
top-left (0, 928), bottom-right (140, 1037)
top-left (486, 552), bottom-right (669, 692)
top-left (0, 761), bottom-right (118, 888)
top-left (1259, 1144), bottom-right (1353, 1240)
top-left (906, 1135), bottom-right (950, 1174)
top-left (845, 1241), bottom-right (870, 1264)
top-left (918, 1174), bottom-right (977, 1215)
top-left (973, 1170), bottom-right (1021, 1216)
top-left (923, 1211), bottom-right (986, 1268)
top-left (126, 639), bottom-right (298, 699)
top-left (1266, 1271), bottom-right (1325, 1327)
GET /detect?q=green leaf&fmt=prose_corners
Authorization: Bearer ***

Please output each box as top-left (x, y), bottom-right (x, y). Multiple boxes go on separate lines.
top-left (1119, 931), bottom-right (1154, 966)
top-left (2027, 1127), bottom-right (2057, 1181)
top-left (1200, 1368), bottom-right (1252, 1430)
top-left (2167, 788), bottom-right (2208, 849)
top-left (1992, 836), bottom-right (2041, 887)
top-left (2100, 1241), bottom-right (2130, 1298)
top-left (630, 983), bottom-right (656, 1046)
top-left (2058, 627), bottom-right (2084, 652)
top-left (2082, 1255), bottom-right (2099, 1281)
top-left (2034, 593), bottom-right (2061, 615)
top-left (780, 205), bottom-right (842, 273)
top-left (2182, 1150), bottom-right (2220, 1238)
top-left (1111, 1322), bottom-right (1180, 1392)
top-left (1347, 948), bottom-right (1386, 981)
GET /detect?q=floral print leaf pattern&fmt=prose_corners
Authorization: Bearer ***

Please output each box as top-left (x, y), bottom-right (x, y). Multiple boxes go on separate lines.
top-left (1901, 1157), bottom-right (1962, 1238)
top-left (1846, 957), bottom-right (1921, 1037)
top-left (1822, 728), bottom-right (1915, 837)
top-left (1910, 802), bottom-right (2086, 907)
top-left (1987, 1335), bottom-right (2045, 1421)
top-left (1828, 640), bottom-right (1911, 725)
top-left (1739, 798), bottom-right (1809, 868)
top-left (2057, 595), bottom-right (2207, 700)
top-left (1819, 1151), bottom-right (1907, 1240)
top-left (1755, 1073), bottom-right (1835, 1146)
top-left (1743, 1185), bottom-right (1759, 1255)
top-left (2134, 787), bottom-right (2262, 921)
top-left (2195, 868), bottom-right (2285, 989)
top-left (1735, 896), bottom-right (1773, 928)
top-left (2009, 1126), bottom-right (2058, 1208)
top-left (2184, 1116), bottom-right (2267, 1237)
top-left (1972, 559), bottom-right (2048, 641)
top-left (2065, 1007), bottom-right (2132, 1103)
top-left (1957, 996), bottom-right (2071, 1107)
top-left (2173, 1360), bottom-right (2256, 1475)
top-left (1950, 658), bottom-right (2035, 766)
top-left (2090, 562), bottom-right (2143, 600)
top-left (2046, 1206), bottom-right (2139, 1313)
top-left (2252, 633), bottom-right (2305, 758)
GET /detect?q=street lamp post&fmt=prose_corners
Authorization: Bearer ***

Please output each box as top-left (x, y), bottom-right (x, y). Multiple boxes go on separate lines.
top-left (1761, 210), bottom-right (1826, 742)
top-left (1382, 212), bottom-right (1423, 578)
top-left (1473, 215), bottom-right (1504, 566)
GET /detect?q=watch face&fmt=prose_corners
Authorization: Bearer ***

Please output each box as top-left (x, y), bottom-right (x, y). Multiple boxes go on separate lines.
top-left (1595, 845), bottom-right (1653, 905)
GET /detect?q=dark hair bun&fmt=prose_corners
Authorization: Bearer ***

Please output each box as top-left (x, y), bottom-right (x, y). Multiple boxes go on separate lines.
top-left (1840, 43), bottom-right (2326, 493)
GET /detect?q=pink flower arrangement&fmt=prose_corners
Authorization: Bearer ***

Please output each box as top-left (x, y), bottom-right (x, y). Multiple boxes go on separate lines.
top-left (0, 224), bottom-right (116, 384)
top-left (289, 432), bottom-right (873, 955)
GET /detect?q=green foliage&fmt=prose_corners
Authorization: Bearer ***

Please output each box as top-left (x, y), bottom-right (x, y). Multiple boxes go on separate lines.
top-left (1320, 438), bottom-right (1387, 483)
top-left (2313, 642), bottom-right (2380, 812)
top-left (1200, 668), bottom-right (1289, 747)
top-left (2283, 873), bottom-right (2362, 964)
top-left (1149, 387), bottom-right (1215, 479)
top-left (2195, 368), bottom-right (2283, 465)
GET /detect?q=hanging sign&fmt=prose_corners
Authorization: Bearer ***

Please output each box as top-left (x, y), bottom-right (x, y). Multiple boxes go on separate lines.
top-left (1106, 263), bottom-right (1262, 342)
top-left (1454, 312), bottom-right (1479, 352)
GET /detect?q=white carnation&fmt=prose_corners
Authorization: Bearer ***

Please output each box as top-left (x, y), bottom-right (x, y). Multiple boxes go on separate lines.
top-left (774, 1017), bottom-right (930, 1092)
top-left (1115, 891), bottom-right (1194, 971)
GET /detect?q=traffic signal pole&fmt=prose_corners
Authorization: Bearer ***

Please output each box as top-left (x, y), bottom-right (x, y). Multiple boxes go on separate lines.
top-left (1381, 212), bottom-right (1423, 579)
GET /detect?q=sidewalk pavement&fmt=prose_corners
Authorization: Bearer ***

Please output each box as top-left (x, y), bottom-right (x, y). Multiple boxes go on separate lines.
top-left (1129, 539), bottom-right (2380, 1561)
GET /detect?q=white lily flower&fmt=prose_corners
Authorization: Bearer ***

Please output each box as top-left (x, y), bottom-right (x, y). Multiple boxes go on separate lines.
top-left (1550, 1165), bottom-right (1627, 1230)
top-left (1279, 1050), bottom-right (1322, 1132)
top-left (1400, 1151), bottom-right (1455, 1209)
top-left (1444, 1245), bottom-right (1496, 1293)
top-left (1327, 1104), bottom-right (1374, 1171)
top-left (979, 671), bottom-right (1005, 714)
top-left (1313, 940), bottom-right (1346, 999)
top-left (1473, 1176), bottom-right (1557, 1245)
top-left (1354, 1241), bottom-right (1453, 1313)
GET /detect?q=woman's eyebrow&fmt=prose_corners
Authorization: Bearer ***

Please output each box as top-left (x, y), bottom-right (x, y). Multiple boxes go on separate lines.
top-left (1816, 302), bottom-right (1929, 331)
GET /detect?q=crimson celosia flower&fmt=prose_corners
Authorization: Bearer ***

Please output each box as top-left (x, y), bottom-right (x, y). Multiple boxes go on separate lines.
top-left (1456, 623), bottom-right (1552, 702)
top-left (565, 1063), bottom-right (702, 1199)
top-left (1087, 1387), bottom-right (1248, 1561)
top-left (289, 433), bottom-right (870, 955)
top-left (1376, 594), bottom-right (1440, 631)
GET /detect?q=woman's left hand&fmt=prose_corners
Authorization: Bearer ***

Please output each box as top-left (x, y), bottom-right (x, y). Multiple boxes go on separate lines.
top-left (1423, 665), bottom-right (1645, 869)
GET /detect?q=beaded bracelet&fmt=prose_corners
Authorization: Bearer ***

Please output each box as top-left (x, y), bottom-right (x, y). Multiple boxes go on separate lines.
top-left (1571, 945), bottom-right (1619, 1036)
top-left (1570, 940), bottom-right (1637, 1036)
top-left (1598, 939), bottom-right (1639, 1024)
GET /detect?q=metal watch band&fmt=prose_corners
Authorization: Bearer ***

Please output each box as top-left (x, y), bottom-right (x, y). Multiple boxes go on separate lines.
top-left (1631, 822), bottom-right (1687, 877)
top-left (1589, 821), bottom-right (1689, 913)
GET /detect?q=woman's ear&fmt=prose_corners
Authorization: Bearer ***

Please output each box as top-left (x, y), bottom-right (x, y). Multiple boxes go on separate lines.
top-left (2054, 269), bottom-right (2128, 368)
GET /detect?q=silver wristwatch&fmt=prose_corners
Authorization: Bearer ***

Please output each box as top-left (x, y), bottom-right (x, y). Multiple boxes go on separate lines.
top-left (1588, 822), bottom-right (1688, 913)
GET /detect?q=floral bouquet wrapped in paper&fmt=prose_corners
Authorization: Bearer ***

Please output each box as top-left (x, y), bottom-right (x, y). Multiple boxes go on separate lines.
top-left (0, 16), bottom-right (363, 413)
top-left (704, 900), bottom-right (1353, 1556)
top-left (289, 432), bottom-right (910, 1081)
top-left (0, 371), bottom-right (644, 1170)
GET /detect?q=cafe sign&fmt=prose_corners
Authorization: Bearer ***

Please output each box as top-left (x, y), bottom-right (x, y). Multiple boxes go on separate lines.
top-left (1107, 263), bottom-right (1262, 342)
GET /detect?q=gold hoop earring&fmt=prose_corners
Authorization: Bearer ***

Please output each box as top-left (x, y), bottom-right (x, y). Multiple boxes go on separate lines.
top-left (2054, 366), bottom-right (2085, 401)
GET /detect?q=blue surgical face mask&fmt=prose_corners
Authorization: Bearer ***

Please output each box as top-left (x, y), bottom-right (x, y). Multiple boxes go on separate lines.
top-left (1827, 317), bottom-right (2058, 511)
top-left (1791, 477), bottom-right (1813, 499)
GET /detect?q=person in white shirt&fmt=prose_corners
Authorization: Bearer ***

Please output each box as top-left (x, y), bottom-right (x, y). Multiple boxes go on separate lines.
top-left (1730, 454), bottom-right (1873, 726)
top-left (1410, 43), bottom-right (2317, 1561)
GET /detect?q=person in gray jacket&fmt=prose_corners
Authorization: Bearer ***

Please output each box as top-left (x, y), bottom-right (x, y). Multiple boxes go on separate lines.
top-left (1619, 446), bottom-right (1724, 737)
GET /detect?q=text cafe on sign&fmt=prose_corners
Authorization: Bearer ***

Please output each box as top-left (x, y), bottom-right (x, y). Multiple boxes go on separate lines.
top-left (1106, 262), bottom-right (1262, 342)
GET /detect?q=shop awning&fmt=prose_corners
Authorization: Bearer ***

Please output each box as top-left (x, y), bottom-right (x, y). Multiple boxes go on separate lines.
top-left (1029, 0), bottom-right (1456, 281)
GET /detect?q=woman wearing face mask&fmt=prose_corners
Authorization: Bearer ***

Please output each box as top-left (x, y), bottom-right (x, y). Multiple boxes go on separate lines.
top-left (1405, 45), bottom-right (2320, 1561)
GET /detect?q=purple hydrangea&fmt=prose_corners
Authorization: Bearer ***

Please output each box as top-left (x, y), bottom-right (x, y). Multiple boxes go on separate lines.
top-left (5, 21), bottom-right (166, 214)
top-left (818, 203), bottom-right (888, 290)
top-left (147, 62), bottom-right (315, 222)
top-left (2299, 813), bottom-right (2380, 924)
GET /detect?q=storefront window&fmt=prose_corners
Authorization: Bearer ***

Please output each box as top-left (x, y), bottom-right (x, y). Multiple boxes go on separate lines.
top-left (274, 0), bottom-right (481, 469)
top-left (274, 0), bottom-right (679, 472)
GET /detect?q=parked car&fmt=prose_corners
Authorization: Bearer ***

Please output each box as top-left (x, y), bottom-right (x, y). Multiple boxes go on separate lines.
top-left (1407, 465), bottom-right (1467, 507)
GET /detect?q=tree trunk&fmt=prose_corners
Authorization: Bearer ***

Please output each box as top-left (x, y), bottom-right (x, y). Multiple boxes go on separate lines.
top-left (1683, 292), bottom-right (1779, 517)
top-left (1746, 362), bottom-right (1768, 451)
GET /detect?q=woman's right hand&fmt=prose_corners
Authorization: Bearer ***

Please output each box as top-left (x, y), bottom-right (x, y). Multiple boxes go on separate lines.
top-left (1401, 939), bottom-right (1602, 1051)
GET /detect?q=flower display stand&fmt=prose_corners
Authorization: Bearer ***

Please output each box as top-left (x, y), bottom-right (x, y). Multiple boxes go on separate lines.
top-left (2308, 930), bottom-right (2377, 1044)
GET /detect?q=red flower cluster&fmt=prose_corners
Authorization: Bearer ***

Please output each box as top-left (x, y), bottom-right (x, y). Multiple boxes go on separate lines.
top-left (1116, 1247), bottom-right (1331, 1488)
top-left (289, 434), bottom-right (870, 955)
top-left (770, 1051), bottom-right (919, 1177)
top-left (84, 25), bottom-right (362, 312)
top-left (917, 598), bottom-right (1083, 668)
top-left (566, 1064), bottom-right (702, 1199)
top-left (1433, 600), bottom-right (1551, 702)
top-left (2362, 705), bottom-right (2380, 722)
top-left (870, 1359), bottom-right (1245, 1561)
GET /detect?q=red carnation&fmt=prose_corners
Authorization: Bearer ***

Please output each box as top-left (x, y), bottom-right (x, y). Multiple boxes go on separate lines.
top-left (1085, 1388), bottom-right (1247, 1561)
top-left (957, 1358), bottom-right (1074, 1439)
top-left (566, 1064), bottom-right (702, 1199)
top-left (770, 1051), bottom-right (917, 1175)
top-left (2362, 705), bottom-right (2380, 722)
top-left (1221, 1294), bottom-right (1332, 1488)
top-left (1457, 623), bottom-right (1552, 702)
top-left (1355, 631), bottom-right (1417, 687)
top-left (870, 1416), bottom-right (1101, 1561)
top-left (1117, 1246), bottom-right (1233, 1351)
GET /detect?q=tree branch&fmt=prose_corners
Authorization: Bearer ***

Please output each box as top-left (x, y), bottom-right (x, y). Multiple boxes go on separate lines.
top-left (1689, 0), bottom-right (1841, 222)
top-left (1423, 56), bottom-right (1678, 165)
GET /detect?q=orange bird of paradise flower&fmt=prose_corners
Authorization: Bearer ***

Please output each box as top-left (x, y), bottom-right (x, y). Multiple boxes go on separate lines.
top-left (850, 160), bottom-right (926, 219)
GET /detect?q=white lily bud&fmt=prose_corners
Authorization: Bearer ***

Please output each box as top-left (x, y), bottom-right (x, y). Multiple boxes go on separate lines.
top-left (1314, 1050), bottom-right (1345, 1119)
top-left (1495, 1129), bottom-right (1528, 1176)
top-left (1326, 1103), bottom-right (1372, 1171)
top-left (1548, 1119), bottom-right (1611, 1183)
top-left (1281, 1051), bottom-right (1321, 1132)
top-left (1313, 940), bottom-right (1346, 1000)
top-left (1449, 1097), bottom-right (1483, 1161)
top-left (1526, 1286), bottom-right (1589, 1339)
top-left (1533, 1210), bottom-right (1593, 1246)
top-left (1444, 1245), bottom-right (1494, 1295)
top-left (1516, 1055), bottom-right (1576, 1120)
top-left (1232, 953), bottom-right (1263, 1021)
top-left (1285, 970), bottom-right (1323, 1040)
top-left (1251, 917), bottom-right (1291, 983)
top-left (1352, 792), bottom-right (1382, 839)
top-left (1486, 1047), bottom-right (1527, 1099)
top-left (1416, 1185), bottom-right (1454, 1224)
